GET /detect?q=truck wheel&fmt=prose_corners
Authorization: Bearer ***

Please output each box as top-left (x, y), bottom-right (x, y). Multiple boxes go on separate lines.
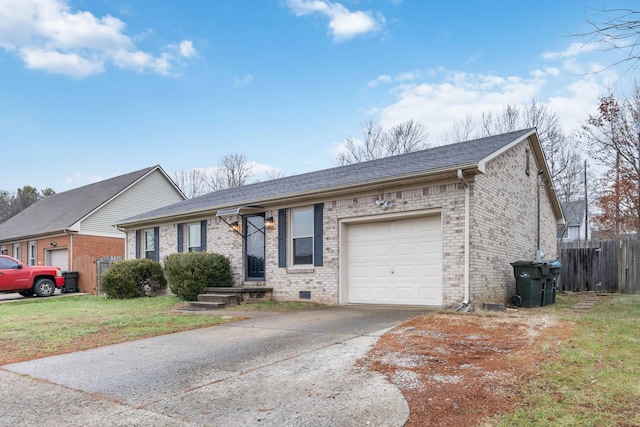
top-left (18, 290), bottom-right (35, 297)
top-left (34, 279), bottom-right (56, 297)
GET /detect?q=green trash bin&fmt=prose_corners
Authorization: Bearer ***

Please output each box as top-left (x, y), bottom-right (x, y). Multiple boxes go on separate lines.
top-left (511, 261), bottom-right (548, 308)
top-left (61, 271), bottom-right (79, 293)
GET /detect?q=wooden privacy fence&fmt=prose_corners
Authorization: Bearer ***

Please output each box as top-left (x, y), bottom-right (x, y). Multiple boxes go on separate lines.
top-left (95, 256), bottom-right (123, 295)
top-left (558, 239), bottom-right (640, 294)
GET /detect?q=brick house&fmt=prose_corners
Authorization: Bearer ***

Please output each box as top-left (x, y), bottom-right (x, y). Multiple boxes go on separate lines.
top-left (0, 166), bottom-right (185, 294)
top-left (116, 129), bottom-right (564, 308)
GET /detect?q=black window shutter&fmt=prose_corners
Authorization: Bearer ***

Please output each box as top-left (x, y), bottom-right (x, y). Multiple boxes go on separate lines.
top-left (177, 224), bottom-right (183, 253)
top-left (135, 230), bottom-right (141, 259)
top-left (278, 209), bottom-right (287, 268)
top-left (200, 220), bottom-right (207, 252)
top-left (313, 203), bottom-right (323, 266)
top-left (153, 227), bottom-right (160, 261)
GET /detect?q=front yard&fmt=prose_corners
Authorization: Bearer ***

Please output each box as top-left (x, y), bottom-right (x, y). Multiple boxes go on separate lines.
top-left (362, 293), bottom-right (640, 426)
top-left (1, 293), bottom-right (638, 426)
top-left (0, 295), bottom-right (238, 364)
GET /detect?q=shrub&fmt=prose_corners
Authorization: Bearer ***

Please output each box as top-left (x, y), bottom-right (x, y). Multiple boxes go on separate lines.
top-left (164, 252), bottom-right (233, 301)
top-left (101, 259), bottom-right (167, 299)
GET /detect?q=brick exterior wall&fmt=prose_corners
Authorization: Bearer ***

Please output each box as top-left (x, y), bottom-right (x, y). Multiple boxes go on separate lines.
top-left (73, 234), bottom-right (125, 293)
top-left (470, 140), bottom-right (558, 304)
top-left (124, 137), bottom-right (559, 307)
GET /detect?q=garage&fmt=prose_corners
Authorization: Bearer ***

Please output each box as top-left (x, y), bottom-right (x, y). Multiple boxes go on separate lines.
top-left (346, 215), bottom-right (442, 306)
top-left (47, 248), bottom-right (69, 271)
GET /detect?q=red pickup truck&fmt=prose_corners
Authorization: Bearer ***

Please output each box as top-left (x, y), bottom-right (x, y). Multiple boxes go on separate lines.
top-left (0, 255), bottom-right (65, 297)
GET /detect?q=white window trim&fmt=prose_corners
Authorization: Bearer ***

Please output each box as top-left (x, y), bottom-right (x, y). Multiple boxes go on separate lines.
top-left (28, 241), bottom-right (36, 266)
top-left (290, 206), bottom-right (314, 266)
top-left (144, 229), bottom-right (155, 259)
top-left (13, 243), bottom-right (20, 260)
top-left (187, 222), bottom-right (202, 252)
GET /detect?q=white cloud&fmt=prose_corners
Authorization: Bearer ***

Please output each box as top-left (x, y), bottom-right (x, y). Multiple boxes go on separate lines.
top-left (0, 0), bottom-right (197, 77)
top-left (373, 68), bottom-right (616, 145)
top-left (177, 40), bottom-right (197, 58)
top-left (285, 0), bottom-right (384, 41)
top-left (20, 47), bottom-right (104, 77)
top-left (234, 74), bottom-right (254, 86)
top-left (367, 70), bottom-right (424, 87)
top-left (367, 74), bottom-right (391, 87)
top-left (541, 42), bottom-right (601, 60)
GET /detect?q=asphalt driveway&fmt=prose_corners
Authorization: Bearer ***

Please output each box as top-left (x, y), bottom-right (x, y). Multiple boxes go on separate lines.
top-left (0, 305), bottom-right (426, 427)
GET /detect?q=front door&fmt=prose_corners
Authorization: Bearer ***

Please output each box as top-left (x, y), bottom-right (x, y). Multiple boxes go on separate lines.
top-left (245, 215), bottom-right (265, 280)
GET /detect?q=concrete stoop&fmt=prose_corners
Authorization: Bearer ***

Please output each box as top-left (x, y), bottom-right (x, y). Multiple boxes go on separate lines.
top-left (188, 286), bottom-right (273, 310)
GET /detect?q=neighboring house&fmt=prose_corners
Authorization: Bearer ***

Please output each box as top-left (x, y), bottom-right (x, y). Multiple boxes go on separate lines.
top-left (0, 166), bottom-right (185, 294)
top-left (116, 129), bottom-right (564, 308)
top-left (558, 199), bottom-right (590, 241)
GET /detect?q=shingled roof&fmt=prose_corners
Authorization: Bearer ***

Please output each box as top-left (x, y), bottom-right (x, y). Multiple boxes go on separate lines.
top-left (0, 166), bottom-right (158, 242)
top-left (561, 200), bottom-right (586, 226)
top-left (118, 129), bottom-right (546, 227)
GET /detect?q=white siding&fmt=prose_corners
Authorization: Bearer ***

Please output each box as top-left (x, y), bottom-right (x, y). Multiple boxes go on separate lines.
top-left (80, 170), bottom-right (184, 237)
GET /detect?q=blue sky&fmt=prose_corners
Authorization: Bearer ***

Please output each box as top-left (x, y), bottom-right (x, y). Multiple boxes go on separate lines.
top-left (0, 0), bottom-right (637, 193)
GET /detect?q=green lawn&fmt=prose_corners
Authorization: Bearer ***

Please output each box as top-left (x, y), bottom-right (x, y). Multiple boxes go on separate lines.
top-left (496, 294), bottom-right (640, 426)
top-left (0, 295), bottom-right (238, 364)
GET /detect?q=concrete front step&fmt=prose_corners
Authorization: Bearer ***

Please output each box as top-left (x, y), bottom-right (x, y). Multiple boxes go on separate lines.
top-left (188, 301), bottom-right (226, 310)
top-left (197, 293), bottom-right (237, 307)
top-left (189, 286), bottom-right (275, 310)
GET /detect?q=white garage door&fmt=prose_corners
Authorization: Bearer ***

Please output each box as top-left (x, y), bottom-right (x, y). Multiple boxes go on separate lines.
top-left (347, 216), bottom-right (442, 306)
top-left (47, 249), bottom-right (69, 271)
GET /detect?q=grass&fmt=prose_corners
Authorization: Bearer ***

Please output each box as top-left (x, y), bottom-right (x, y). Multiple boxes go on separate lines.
top-left (495, 294), bottom-right (640, 426)
top-left (0, 295), bottom-right (239, 364)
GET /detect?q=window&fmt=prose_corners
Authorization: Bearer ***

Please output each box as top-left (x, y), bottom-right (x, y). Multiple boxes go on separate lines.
top-left (28, 242), bottom-right (36, 266)
top-left (187, 222), bottom-right (202, 252)
top-left (292, 207), bottom-right (314, 265)
top-left (0, 256), bottom-right (18, 269)
top-left (13, 244), bottom-right (20, 260)
top-left (144, 229), bottom-right (155, 260)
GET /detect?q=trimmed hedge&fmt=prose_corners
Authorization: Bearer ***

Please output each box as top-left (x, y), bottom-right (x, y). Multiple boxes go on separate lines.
top-left (164, 252), bottom-right (233, 301)
top-left (101, 259), bottom-right (167, 299)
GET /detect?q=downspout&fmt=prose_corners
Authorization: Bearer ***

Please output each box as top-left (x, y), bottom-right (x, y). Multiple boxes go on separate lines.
top-left (67, 230), bottom-right (73, 271)
top-left (455, 169), bottom-right (471, 312)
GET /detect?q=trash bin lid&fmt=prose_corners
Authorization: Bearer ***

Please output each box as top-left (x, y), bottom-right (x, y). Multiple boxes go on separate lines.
top-left (511, 260), bottom-right (536, 267)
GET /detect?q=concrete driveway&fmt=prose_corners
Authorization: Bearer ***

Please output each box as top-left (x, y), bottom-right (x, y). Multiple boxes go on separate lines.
top-left (0, 305), bottom-right (426, 426)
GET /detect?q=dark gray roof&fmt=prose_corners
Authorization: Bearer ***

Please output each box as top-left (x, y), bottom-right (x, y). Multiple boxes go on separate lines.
top-left (561, 200), bottom-right (586, 227)
top-left (0, 166), bottom-right (157, 241)
top-left (118, 129), bottom-right (535, 226)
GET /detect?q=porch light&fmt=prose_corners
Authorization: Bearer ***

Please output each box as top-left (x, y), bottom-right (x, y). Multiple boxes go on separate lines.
top-left (264, 217), bottom-right (274, 230)
top-left (229, 221), bottom-right (240, 233)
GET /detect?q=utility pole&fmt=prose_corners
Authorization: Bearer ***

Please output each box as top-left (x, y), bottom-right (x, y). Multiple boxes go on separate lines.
top-left (637, 120), bottom-right (640, 239)
top-left (584, 160), bottom-right (588, 241)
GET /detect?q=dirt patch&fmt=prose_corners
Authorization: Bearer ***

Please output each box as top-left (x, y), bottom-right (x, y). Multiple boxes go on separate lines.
top-left (361, 310), bottom-right (573, 426)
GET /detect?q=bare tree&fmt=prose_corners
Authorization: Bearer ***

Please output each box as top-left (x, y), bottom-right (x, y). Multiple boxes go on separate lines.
top-left (206, 154), bottom-right (253, 191)
top-left (337, 119), bottom-right (429, 165)
top-left (574, 8), bottom-right (640, 75)
top-left (384, 120), bottom-right (429, 156)
top-left (173, 169), bottom-right (208, 198)
top-left (448, 114), bottom-right (475, 143)
top-left (449, 99), bottom-right (584, 202)
top-left (260, 169), bottom-right (287, 181)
